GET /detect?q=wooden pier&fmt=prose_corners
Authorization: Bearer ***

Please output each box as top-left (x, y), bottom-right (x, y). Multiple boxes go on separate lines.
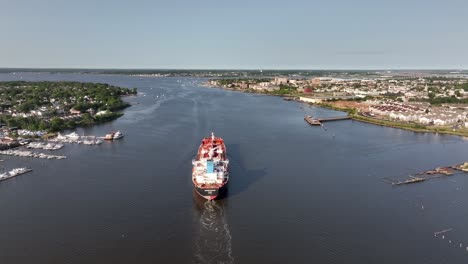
top-left (304, 115), bottom-right (351, 126)
top-left (391, 176), bottom-right (426, 186)
top-left (304, 116), bottom-right (321, 125)
top-left (383, 162), bottom-right (468, 186)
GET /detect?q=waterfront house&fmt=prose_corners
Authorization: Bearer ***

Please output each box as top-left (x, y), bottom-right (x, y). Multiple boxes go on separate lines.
top-left (239, 83), bottom-right (249, 89)
top-left (86, 108), bottom-right (96, 115)
top-left (69, 108), bottom-right (81, 115)
top-left (95, 110), bottom-right (110, 116)
top-left (274, 77), bottom-right (289, 85)
top-left (30, 110), bottom-right (43, 117)
top-left (299, 97), bottom-right (322, 104)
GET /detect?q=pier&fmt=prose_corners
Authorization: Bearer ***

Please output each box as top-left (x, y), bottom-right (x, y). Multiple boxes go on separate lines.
top-left (0, 150), bottom-right (66, 160)
top-left (304, 115), bottom-right (351, 126)
top-left (383, 162), bottom-right (468, 186)
top-left (0, 168), bottom-right (33, 182)
top-left (48, 133), bottom-right (103, 145)
top-left (383, 176), bottom-right (426, 186)
top-left (27, 142), bottom-right (64, 150)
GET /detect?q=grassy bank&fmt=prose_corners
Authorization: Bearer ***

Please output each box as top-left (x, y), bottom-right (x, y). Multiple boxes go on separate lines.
top-left (317, 103), bottom-right (355, 114)
top-left (350, 115), bottom-right (468, 137)
top-left (311, 102), bottom-right (468, 137)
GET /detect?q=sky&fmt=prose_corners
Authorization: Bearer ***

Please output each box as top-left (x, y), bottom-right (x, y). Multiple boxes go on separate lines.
top-left (1, 0), bottom-right (468, 69)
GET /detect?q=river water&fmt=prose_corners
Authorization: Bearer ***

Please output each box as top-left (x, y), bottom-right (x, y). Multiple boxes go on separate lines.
top-left (0, 73), bottom-right (467, 264)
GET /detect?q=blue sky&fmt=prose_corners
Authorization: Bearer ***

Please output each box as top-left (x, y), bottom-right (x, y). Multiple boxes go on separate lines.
top-left (1, 0), bottom-right (467, 69)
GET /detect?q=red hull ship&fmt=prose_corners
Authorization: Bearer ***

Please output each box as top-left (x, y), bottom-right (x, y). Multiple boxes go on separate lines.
top-left (192, 133), bottom-right (229, 200)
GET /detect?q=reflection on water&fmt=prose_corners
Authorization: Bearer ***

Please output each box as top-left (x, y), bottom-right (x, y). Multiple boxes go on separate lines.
top-left (193, 191), bottom-right (234, 264)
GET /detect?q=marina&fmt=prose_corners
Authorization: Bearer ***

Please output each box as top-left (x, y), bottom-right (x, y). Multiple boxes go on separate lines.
top-left (48, 132), bottom-right (103, 145)
top-left (48, 138), bottom-right (103, 145)
top-left (0, 129), bottom-right (125, 161)
top-left (26, 142), bottom-right (64, 150)
top-left (0, 149), bottom-right (66, 159)
top-left (47, 131), bottom-right (124, 144)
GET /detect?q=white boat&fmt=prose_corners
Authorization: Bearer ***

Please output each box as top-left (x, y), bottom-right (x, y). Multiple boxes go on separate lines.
top-left (104, 131), bottom-right (123, 140)
top-left (113, 131), bottom-right (124, 140)
top-left (65, 132), bottom-right (80, 140)
top-left (56, 133), bottom-right (67, 140)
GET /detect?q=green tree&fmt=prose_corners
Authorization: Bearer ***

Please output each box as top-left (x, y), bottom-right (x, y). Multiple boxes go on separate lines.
top-left (18, 101), bottom-right (35, 112)
top-left (50, 117), bottom-right (65, 132)
top-left (80, 113), bottom-right (94, 126)
top-left (38, 121), bottom-right (48, 131)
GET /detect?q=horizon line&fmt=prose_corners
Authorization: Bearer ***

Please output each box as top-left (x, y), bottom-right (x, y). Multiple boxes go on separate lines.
top-left (0, 67), bottom-right (467, 71)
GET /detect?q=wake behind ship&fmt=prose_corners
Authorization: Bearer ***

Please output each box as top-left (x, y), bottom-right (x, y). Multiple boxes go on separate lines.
top-left (192, 133), bottom-right (229, 200)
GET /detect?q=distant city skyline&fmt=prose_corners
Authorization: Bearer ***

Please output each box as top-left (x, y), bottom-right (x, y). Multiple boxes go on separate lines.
top-left (1, 0), bottom-right (468, 69)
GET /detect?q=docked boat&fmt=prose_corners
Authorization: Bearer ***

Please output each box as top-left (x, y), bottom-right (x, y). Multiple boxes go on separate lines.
top-left (113, 131), bottom-right (124, 139)
top-left (19, 139), bottom-right (31, 146)
top-left (104, 131), bottom-right (124, 140)
top-left (65, 132), bottom-right (80, 140)
top-left (192, 133), bottom-right (229, 200)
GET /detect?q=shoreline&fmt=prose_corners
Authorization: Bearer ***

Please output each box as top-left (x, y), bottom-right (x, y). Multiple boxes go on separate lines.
top-left (0, 81), bottom-right (137, 138)
top-left (350, 114), bottom-right (468, 137)
top-left (316, 102), bottom-right (468, 137)
top-left (204, 82), bottom-right (468, 138)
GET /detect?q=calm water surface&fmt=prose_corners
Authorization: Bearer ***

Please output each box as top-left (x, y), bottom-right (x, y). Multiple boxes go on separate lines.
top-left (0, 73), bottom-right (467, 263)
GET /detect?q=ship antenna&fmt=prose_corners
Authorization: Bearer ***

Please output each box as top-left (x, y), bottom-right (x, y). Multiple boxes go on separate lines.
top-left (211, 132), bottom-right (215, 140)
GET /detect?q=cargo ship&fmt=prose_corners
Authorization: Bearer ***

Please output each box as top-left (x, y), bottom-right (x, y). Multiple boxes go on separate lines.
top-left (192, 133), bottom-right (229, 200)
